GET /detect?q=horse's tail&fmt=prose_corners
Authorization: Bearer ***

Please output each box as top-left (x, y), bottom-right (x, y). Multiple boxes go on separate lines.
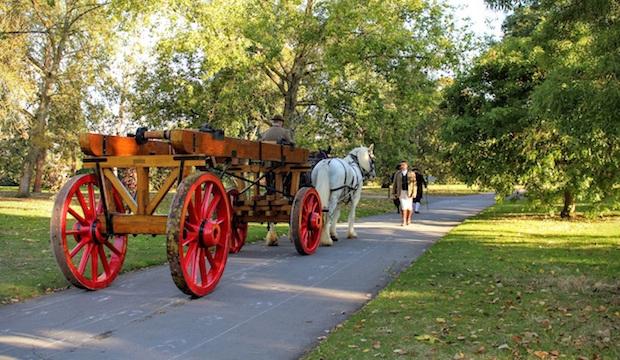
top-left (311, 160), bottom-right (331, 211)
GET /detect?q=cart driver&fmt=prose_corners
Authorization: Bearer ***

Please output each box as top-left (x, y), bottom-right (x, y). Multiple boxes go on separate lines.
top-left (260, 114), bottom-right (294, 145)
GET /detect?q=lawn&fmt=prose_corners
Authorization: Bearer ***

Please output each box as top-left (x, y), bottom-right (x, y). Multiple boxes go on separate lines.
top-left (305, 201), bottom-right (620, 359)
top-left (0, 186), bottom-right (393, 304)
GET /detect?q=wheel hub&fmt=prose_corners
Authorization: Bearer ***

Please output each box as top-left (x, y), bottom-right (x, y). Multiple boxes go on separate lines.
top-left (308, 212), bottom-right (322, 231)
top-left (89, 220), bottom-right (106, 244)
top-left (198, 220), bottom-right (221, 247)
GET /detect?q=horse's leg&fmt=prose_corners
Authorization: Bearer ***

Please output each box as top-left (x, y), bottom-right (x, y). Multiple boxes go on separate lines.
top-left (347, 188), bottom-right (362, 239)
top-left (330, 205), bottom-right (341, 241)
top-left (265, 222), bottom-right (278, 246)
top-left (320, 191), bottom-right (340, 246)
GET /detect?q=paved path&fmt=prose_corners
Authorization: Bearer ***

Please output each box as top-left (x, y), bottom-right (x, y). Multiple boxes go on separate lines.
top-left (0, 194), bottom-right (494, 360)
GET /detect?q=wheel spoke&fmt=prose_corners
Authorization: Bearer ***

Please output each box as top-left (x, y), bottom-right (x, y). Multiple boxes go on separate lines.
top-left (201, 183), bottom-right (214, 217)
top-left (91, 244), bottom-right (99, 280)
top-left (69, 239), bottom-right (88, 258)
top-left (194, 185), bottom-right (203, 215)
top-left (78, 244), bottom-right (92, 274)
top-left (87, 183), bottom-right (96, 217)
top-left (185, 242), bottom-right (198, 271)
top-left (65, 229), bottom-right (80, 236)
top-left (67, 207), bottom-right (87, 225)
top-left (103, 240), bottom-right (121, 257)
top-left (75, 188), bottom-right (90, 217)
top-left (188, 200), bottom-right (199, 223)
top-left (204, 247), bottom-right (215, 268)
top-left (205, 194), bottom-right (221, 219)
top-left (191, 246), bottom-right (200, 283)
top-left (98, 245), bottom-right (110, 276)
top-left (198, 248), bottom-right (208, 286)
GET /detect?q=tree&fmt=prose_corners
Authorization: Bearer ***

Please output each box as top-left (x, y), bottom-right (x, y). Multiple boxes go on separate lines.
top-left (443, 1), bottom-right (620, 217)
top-left (134, 0), bottom-right (465, 178)
top-left (1, 0), bottom-right (114, 197)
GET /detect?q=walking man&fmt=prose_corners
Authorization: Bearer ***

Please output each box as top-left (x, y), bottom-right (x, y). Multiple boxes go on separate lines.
top-left (392, 160), bottom-right (417, 226)
top-left (412, 167), bottom-right (428, 214)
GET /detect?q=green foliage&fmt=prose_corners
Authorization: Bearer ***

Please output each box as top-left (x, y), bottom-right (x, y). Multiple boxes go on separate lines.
top-left (132, 0), bottom-right (467, 179)
top-left (443, 1), bottom-right (620, 215)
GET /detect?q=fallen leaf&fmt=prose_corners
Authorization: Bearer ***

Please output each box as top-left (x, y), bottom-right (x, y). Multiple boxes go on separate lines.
top-left (453, 352), bottom-right (465, 359)
top-left (436, 318), bottom-right (446, 324)
top-left (476, 346), bottom-right (486, 354)
top-left (415, 334), bottom-right (440, 344)
top-left (393, 348), bottom-right (407, 355)
top-left (533, 350), bottom-right (549, 359)
top-left (497, 343), bottom-right (510, 350)
top-left (549, 350), bottom-right (560, 356)
top-left (457, 336), bottom-right (466, 341)
top-left (372, 341), bottom-right (381, 349)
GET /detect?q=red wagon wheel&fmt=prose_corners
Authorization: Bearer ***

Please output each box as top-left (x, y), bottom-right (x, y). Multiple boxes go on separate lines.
top-left (50, 173), bottom-right (128, 290)
top-left (290, 187), bottom-right (323, 255)
top-left (227, 188), bottom-right (248, 254)
top-left (167, 172), bottom-right (231, 297)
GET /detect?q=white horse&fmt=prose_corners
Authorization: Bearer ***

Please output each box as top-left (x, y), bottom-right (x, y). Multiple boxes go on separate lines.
top-left (311, 145), bottom-right (376, 246)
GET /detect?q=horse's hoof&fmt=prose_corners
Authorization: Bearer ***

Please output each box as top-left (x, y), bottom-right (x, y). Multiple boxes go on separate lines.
top-left (347, 234), bottom-right (358, 239)
top-left (267, 241), bottom-right (278, 247)
top-left (321, 240), bottom-right (333, 247)
top-left (330, 235), bottom-right (339, 242)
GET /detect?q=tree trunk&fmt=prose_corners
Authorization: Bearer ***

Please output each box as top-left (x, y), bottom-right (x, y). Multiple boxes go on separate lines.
top-left (560, 190), bottom-right (576, 219)
top-left (17, 149), bottom-right (37, 197)
top-left (32, 148), bottom-right (47, 193)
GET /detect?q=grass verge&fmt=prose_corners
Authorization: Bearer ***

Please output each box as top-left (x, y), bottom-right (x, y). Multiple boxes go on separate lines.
top-left (0, 187), bottom-right (392, 304)
top-left (305, 201), bottom-right (620, 360)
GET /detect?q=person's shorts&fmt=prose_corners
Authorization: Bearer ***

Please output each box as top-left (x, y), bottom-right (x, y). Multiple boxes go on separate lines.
top-left (399, 190), bottom-right (413, 211)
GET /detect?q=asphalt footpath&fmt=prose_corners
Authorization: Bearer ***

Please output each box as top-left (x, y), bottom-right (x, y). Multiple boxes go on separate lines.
top-left (0, 193), bottom-right (494, 360)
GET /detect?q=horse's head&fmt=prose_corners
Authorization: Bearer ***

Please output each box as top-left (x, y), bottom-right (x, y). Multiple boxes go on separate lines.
top-left (350, 144), bottom-right (376, 180)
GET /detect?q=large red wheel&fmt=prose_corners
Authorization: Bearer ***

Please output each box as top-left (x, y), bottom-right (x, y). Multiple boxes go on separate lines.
top-left (50, 173), bottom-right (128, 290)
top-left (167, 172), bottom-right (231, 297)
top-left (227, 188), bottom-right (248, 254)
top-left (290, 187), bottom-right (323, 255)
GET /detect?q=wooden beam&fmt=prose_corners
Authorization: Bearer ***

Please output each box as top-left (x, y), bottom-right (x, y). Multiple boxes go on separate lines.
top-left (136, 167), bottom-right (150, 215)
top-left (101, 214), bottom-right (168, 235)
top-left (80, 133), bottom-right (172, 156)
top-left (103, 169), bottom-right (137, 214)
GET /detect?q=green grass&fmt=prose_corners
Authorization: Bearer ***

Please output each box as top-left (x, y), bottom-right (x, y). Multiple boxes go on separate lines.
top-left (305, 201), bottom-right (620, 360)
top-left (0, 186), bottom-right (391, 304)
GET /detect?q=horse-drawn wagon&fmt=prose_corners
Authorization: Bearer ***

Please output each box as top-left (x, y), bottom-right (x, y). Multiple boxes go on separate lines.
top-left (50, 127), bottom-right (323, 297)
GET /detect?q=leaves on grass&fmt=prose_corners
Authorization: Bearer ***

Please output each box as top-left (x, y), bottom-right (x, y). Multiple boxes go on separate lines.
top-left (415, 334), bottom-right (440, 343)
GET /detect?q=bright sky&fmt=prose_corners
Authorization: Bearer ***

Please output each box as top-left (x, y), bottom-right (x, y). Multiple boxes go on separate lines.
top-left (448, 0), bottom-right (507, 40)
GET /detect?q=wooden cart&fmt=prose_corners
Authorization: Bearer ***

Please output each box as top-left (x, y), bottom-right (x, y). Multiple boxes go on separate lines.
top-left (50, 128), bottom-right (323, 297)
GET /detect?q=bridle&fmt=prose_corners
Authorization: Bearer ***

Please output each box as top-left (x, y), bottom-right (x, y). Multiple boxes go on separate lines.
top-left (348, 150), bottom-right (375, 180)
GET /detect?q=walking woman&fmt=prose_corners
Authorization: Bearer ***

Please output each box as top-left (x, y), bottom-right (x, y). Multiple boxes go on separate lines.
top-left (392, 160), bottom-right (417, 226)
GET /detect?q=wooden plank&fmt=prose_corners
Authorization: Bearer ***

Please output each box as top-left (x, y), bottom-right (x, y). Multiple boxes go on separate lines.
top-left (146, 168), bottom-right (179, 215)
top-left (80, 133), bottom-right (172, 156)
top-left (102, 214), bottom-right (168, 235)
top-left (136, 167), bottom-right (150, 215)
top-left (169, 129), bottom-right (309, 163)
top-left (82, 155), bottom-right (204, 169)
top-left (290, 172), bottom-right (301, 195)
top-left (103, 169), bottom-right (138, 214)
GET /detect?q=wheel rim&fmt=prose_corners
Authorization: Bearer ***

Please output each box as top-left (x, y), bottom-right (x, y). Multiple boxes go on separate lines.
top-left (50, 174), bottom-right (128, 290)
top-left (291, 187), bottom-right (322, 255)
top-left (167, 172), bottom-right (231, 297)
top-left (227, 189), bottom-right (248, 254)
